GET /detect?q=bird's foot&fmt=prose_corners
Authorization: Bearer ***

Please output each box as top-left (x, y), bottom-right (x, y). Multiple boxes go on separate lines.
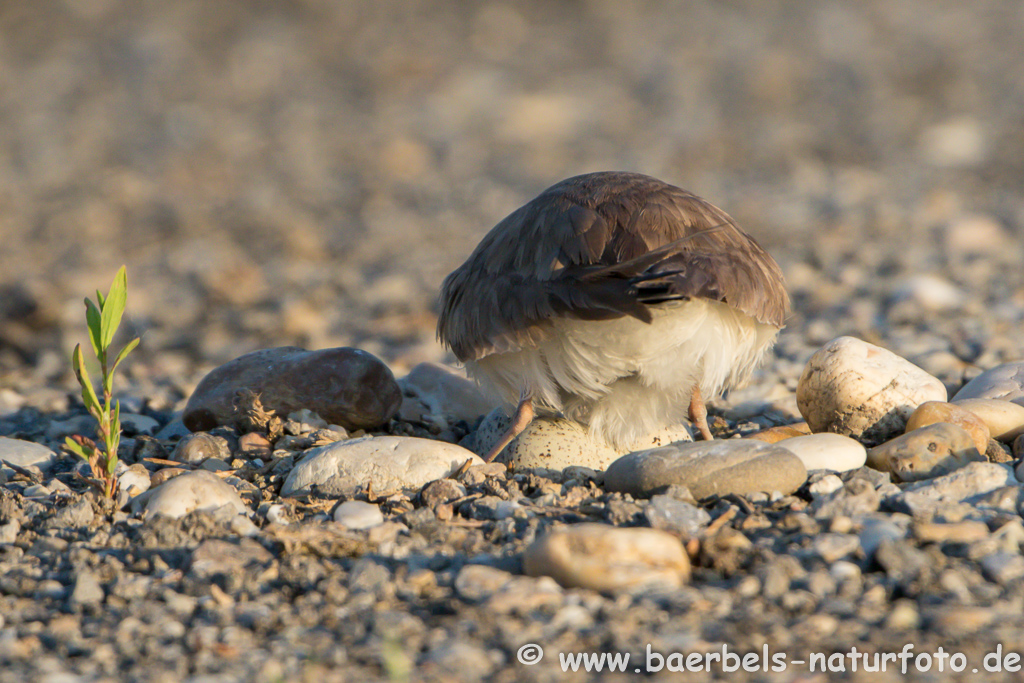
top-left (482, 392), bottom-right (535, 462)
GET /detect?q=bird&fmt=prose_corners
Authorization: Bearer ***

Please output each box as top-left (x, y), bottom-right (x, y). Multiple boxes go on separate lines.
top-left (437, 171), bottom-right (789, 463)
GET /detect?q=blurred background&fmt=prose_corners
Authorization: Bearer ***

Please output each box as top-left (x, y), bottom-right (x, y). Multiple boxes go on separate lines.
top-left (1, 0), bottom-right (1023, 412)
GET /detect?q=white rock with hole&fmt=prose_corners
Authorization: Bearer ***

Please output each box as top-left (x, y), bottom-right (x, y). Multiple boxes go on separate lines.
top-left (797, 336), bottom-right (947, 444)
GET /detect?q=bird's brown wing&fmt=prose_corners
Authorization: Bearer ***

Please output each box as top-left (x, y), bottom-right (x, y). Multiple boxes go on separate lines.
top-left (438, 172), bottom-right (790, 361)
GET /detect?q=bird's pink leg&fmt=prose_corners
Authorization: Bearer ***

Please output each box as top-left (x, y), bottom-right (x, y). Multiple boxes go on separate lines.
top-left (483, 390), bottom-right (534, 463)
top-left (689, 385), bottom-right (714, 441)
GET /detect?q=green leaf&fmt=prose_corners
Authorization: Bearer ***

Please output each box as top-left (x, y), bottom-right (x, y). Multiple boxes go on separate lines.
top-left (72, 344), bottom-right (101, 411)
top-left (99, 266), bottom-right (128, 351)
top-left (111, 337), bottom-right (140, 375)
top-left (96, 288), bottom-right (105, 308)
top-left (64, 436), bottom-right (90, 461)
top-left (84, 298), bottom-right (102, 358)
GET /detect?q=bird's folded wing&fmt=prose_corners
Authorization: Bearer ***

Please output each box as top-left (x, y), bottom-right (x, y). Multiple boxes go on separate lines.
top-left (439, 244), bottom-right (786, 361)
top-left (438, 180), bottom-right (789, 361)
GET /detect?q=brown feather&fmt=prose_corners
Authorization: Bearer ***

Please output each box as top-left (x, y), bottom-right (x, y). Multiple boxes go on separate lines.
top-left (438, 172), bottom-right (789, 361)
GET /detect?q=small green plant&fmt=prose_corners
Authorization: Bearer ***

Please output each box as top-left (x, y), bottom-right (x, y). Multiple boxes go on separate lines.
top-left (64, 266), bottom-right (140, 498)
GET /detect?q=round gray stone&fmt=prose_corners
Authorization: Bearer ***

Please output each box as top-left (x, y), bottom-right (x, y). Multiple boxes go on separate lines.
top-left (171, 432), bottom-right (230, 465)
top-left (952, 361), bottom-right (1024, 406)
top-left (605, 439), bottom-right (808, 499)
top-left (0, 437), bottom-right (57, 473)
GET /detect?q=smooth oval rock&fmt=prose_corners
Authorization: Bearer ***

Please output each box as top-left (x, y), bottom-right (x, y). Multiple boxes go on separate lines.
top-left (171, 432), bottom-right (230, 465)
top-left (0, 437), bottom-right (57, 473)
top-left (465, 408), bottom-right (692, 471)
top-left (867, 423), bottom-right (986, 482)
top-left (774, 433), bottom-right (866, 473)
top-left (906, 401), bottom-right (990, 454)
top-left (282, 436), bottom-right (482, 497)
top-left (952, 361), bottom-right (1024, 405)
top-left (183, 346), bottom-right (401, 433)
top-left (454, 564), bottom-right (518, 603)
top-left (333, 501), bottom-right (384, 530)
top-left (397, 362), bottom-right (498, 429)
top-left (523, 523), bottom-right (690, 591)
top-left (420, 478), bottom-right (467, 508)
top-left (605, 440), bottom-right (807, 500)
top-left (134, 470), bottom-right (248, 519)
top-left (890, 274), bottom-right (964, 312)
top-left (797, 336), bottom-right (947, 444)
top-left (953, 398), bottom-right (1024, 442)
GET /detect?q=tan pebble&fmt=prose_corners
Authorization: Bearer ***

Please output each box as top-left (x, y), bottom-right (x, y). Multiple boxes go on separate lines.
top-left (523, 523), bottom-right (690, 591)
top-left (906, 401), bottom-right (990, 454)
top-left (747, 423), bottom-right (812, 444)
top-left (930, 607), bottom-right (993, 635)
top-left (884, 600), bottom-right (920, 631)
top-left (150, 467), bottom-right (189, 487)
top-left (238, 432), bottom-right (272, 457)
top-left (913, 520), bottom-right (990, 543)
top-left (867, 423), bottom-right (985, 482)
top-left (605, 440), bottom-right (807, 499)
top-left (952, 398), bottom-right (1024, 441)
top-left (985, 438), bottom-right (1013, 464)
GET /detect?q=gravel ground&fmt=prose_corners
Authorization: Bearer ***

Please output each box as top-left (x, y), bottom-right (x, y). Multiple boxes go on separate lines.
top-left (2, 1), bottom-right (1024, 681)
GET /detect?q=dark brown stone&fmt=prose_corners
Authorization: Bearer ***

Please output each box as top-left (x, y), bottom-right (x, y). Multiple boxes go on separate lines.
top-left (183, 347), bottom-right (401, 433)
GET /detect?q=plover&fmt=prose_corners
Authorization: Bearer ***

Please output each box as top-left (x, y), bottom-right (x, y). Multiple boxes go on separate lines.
top-left (438, 171), bottom-right (789, 462)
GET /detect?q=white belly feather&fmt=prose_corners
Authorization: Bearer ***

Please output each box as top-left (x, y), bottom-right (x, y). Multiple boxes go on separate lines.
top-left (467, 299), bottom-right (779, 448)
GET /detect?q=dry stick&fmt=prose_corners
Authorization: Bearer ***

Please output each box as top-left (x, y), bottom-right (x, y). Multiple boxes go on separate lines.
top-left (0, 459), bottom-right (43, 484)
top-left (452, 457), bottom-right (474, 479)
top-left (703, 505), bottom-right (739, 537)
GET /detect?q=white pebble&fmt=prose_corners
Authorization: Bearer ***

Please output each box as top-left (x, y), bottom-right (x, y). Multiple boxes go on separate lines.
top-left (333, 501), bottom-right (384, 530)
top-left (808, 475), bottom-right (844, 499)
top-left (775, 433), bottom-right (866, 473)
